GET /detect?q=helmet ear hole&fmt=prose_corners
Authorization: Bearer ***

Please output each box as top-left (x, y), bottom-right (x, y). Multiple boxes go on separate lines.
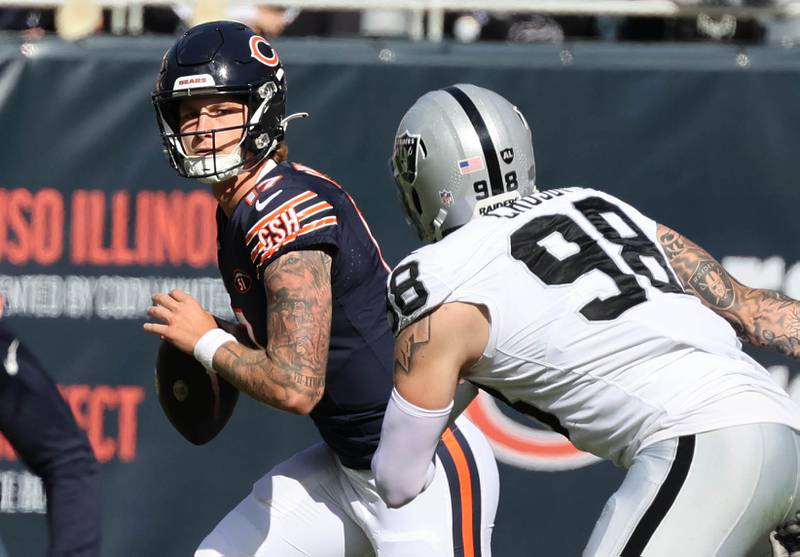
top-left (411, 188), bottom-right (423, 215)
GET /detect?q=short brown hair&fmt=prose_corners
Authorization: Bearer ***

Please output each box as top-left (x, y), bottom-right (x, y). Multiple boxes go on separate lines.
top-left (271, 142), bottom-right (289, 164)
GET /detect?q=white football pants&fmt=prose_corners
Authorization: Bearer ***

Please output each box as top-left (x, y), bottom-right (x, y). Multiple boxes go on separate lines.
top-left (195, 415), bottom-right (499, 557)
top-left (585, 422), bottom-right (800, 556)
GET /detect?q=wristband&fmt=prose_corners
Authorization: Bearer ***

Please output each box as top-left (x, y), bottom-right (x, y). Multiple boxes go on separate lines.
top-left (193, 328), bottom-right (236, 372)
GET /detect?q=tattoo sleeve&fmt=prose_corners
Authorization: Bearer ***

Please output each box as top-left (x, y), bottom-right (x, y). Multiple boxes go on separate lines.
top-left (212, 250), bottom-right (332, 413)
top-left (212, 316), bottom-right (256, 348)
top-left (394, 316), bottom-right (431, 375)
top-left (658, 223), bottom-right (800, 359)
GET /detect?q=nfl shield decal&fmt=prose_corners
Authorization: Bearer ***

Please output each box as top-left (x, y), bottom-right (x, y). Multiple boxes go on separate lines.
top-left (439, 190), bottom-right (455, 206)
top-left (393, 131), bottom-right (424, 184)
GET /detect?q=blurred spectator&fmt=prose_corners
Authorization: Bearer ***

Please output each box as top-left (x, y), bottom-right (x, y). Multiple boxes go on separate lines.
top-left (444, 11), bottom-right (598, 43)
top-left (616, 15), bottom-right (765, 42)
top-left (617, 0), bottom-right (772, 42)
top-left (0, 5), bottom-right (182, 37)
top-left (137, 7), bottom-right (185, 34)
top-left (0, 1), bottom-right (791, 42)
top-left (55, 0), bottom-right (103, 41)
top-left (0, 8), bottom-right (54, 38)
top-left (253, 6), bottom-right (361, 37)
top-left (175, 3), bottom-right (359, 38)
top-left (361, 9), bottom-right (407, 38)
top-left (252, 6), bottom-right (293, 36)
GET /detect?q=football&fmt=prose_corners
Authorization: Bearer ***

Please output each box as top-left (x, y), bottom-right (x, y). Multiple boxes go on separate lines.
top-left (154, 338), bottom-right (239, 445)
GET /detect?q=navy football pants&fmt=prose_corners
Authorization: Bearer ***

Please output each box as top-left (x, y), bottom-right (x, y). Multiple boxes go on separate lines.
top-left (0, 327), bottom-right (101, 557)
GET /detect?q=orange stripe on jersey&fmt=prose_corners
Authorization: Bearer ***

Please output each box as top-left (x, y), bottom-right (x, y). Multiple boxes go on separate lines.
top-left (296, 201), bottom-right (333, 221)
top-left (245, 190), bottom-right (317, 243)
top-left (298, 216), bottom-right (337, 235)
top-left (442, 428), bottom-right (476, 557)
top-left (256, 216), bottom-right (338, 265)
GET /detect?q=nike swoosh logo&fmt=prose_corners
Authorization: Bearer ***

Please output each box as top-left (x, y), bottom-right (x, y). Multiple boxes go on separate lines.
top-left (4, 338), bottom-right (19, 376)
top-left (255, 190), bottom-right (283, 212)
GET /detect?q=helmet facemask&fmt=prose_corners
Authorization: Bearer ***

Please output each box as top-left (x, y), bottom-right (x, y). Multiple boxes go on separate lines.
top-left (153, 82), bottom-right (283, 184)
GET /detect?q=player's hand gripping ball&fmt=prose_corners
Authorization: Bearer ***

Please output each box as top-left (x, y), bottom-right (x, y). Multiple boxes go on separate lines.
top-left (154, 332), bottom-right (240, 445)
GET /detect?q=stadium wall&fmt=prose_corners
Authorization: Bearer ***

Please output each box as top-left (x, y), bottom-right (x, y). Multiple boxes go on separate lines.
top-left (0, 35), bottom-right (799, 556)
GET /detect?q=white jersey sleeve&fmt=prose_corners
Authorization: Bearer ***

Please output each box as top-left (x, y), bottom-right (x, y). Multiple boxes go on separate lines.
top-left (386, 251), bottom-right (453, 335)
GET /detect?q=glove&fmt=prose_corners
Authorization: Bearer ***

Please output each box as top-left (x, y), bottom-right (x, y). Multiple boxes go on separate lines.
top-left (771, 511), bottom-right (800, 557)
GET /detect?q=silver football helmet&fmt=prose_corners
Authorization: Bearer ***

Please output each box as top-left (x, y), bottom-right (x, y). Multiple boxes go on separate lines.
top-left (390, 84), bottom-right (536, 242)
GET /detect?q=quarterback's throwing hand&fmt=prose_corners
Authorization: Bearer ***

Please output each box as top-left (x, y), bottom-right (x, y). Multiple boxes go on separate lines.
top-left (144, 289), bottom-right (217, 354)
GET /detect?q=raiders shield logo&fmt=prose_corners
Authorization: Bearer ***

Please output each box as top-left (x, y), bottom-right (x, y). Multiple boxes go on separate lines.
top-left (689, 261), bottom-right (734, 309)
top-left (393, 131), bottom-right (425, 184)
top-left (501, 148), bottom-right (514, 165)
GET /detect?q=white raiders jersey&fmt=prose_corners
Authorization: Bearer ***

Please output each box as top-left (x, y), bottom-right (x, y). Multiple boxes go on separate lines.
top-left (386, 187), bottom-right (800, 467)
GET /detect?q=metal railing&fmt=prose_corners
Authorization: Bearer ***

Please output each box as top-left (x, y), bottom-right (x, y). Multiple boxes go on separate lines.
top-left (3, 0), bottom-right (800, 40)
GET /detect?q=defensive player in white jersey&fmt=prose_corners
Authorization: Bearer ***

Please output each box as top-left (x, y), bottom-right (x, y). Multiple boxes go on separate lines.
top-left (372, 83), bottom-right (800, 556)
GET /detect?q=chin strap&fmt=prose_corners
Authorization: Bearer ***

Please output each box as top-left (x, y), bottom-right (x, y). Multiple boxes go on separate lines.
top-left (184, 149), bottom-right (244, 184)
top-left (431, 208), bottom-right (448, 242)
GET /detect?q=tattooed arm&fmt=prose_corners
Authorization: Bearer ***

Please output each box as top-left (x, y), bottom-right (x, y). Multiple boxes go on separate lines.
top-left (372, 302), bottom-right (488, 507)
top-left (212, 249), bottom-right (333, 415)
top-left (657, 224), bottom-right (800, 359)
top-left (393, 302), bottom-right (488, 410)
top-left (212, 316), bottom-right (255, 348)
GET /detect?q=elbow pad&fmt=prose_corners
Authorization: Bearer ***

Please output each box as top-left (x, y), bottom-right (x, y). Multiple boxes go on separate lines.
top-left (371, 388), bottom-right (453, 508)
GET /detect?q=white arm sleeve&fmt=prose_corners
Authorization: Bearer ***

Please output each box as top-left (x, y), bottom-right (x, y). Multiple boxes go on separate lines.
top-left (371, 388), bottom-right (453, 508)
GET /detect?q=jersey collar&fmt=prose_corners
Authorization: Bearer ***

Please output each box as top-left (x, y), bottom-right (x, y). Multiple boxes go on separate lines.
top-left (255, 158), bottom-right (278, 183)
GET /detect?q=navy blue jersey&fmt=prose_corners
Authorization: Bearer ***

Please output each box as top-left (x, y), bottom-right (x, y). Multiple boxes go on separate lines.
top-left (217, 161), bottom-right (394, 469)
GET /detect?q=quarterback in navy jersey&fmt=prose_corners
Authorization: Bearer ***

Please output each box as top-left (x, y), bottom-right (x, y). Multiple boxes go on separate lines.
top-left (217, 160), bottom-right (394, 469)
top-left (146, 21), bottom-right (499, 556)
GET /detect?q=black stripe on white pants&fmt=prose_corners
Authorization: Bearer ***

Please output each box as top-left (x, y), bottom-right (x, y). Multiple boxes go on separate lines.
top-left (584, 424), bottom-right (800, 557)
